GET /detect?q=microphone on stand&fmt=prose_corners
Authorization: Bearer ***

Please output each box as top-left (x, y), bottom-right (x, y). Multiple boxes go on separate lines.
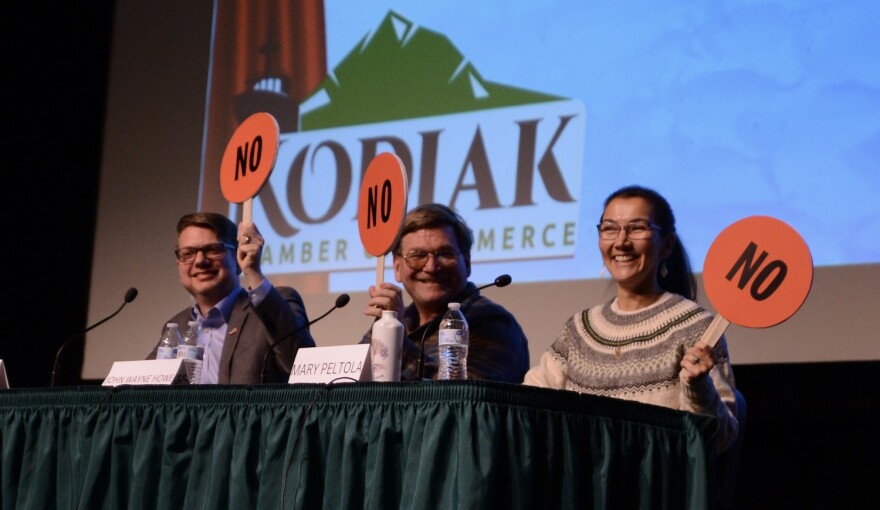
top-left (260, 293), bottom-right (351, 384)
top-left (51, 287), bottom-right (139, 388)
top-left (416, 274), bottom-right (512, 380)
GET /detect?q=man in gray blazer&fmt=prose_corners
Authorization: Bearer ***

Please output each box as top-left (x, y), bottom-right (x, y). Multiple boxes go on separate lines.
top-left (147, 212), bottom-right (314, 384)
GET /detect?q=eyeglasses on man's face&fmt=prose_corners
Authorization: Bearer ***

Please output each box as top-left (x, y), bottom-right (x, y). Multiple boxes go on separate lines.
top-left (400, 249), bottom-right (460, 270)
top-left (175, 243), bottom-right (235, 263)
top-left (596, 220), bottom-right (663, 241)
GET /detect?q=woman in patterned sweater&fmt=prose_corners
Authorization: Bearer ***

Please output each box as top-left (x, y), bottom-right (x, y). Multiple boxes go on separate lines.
top-left (524, 185), bottom-right (739, 453)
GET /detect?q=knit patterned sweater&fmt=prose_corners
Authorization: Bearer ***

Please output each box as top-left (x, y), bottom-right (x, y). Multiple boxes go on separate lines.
top-left (525, 292), bottom-right (739, 452)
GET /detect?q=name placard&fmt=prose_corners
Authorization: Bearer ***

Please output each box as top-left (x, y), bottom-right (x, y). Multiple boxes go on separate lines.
top-left (289, 344), bottom-right (372, 384)
top-left (102, 359), bottom-right (191, 387)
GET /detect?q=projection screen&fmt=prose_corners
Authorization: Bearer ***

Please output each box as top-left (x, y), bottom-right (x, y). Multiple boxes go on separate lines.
top-left (84, 0), bottom-right (880, 379)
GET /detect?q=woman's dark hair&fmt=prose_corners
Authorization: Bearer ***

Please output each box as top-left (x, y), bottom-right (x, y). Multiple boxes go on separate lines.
top-left (602, 185), bottom-right (697, 300)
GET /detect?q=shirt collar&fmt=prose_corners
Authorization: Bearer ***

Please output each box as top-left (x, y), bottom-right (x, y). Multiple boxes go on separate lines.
top-left (189, 284), bottom-right (243, 323)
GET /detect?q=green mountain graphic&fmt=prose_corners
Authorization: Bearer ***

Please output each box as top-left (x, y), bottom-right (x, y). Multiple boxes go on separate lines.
top-left (300, 11), bottom-right (564, 130)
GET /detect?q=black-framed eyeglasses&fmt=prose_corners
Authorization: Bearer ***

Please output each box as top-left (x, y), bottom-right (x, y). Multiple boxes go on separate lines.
top-left (400, 249), bottom-right (460, 270)
top-left (175, 243), bottom-right (235, 263)
top-left (596, 221), bottom-right (662, 240)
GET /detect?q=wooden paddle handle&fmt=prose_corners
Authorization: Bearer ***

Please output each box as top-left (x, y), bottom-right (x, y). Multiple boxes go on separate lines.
top-left (698, 314), bottom-right (731, 348)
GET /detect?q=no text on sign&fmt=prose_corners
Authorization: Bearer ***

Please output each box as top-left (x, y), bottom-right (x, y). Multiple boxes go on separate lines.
top-left (358, 152), bottom-right (408, 256)
top-left (220, 112), bottom-right (280, 203)
top-left (703, 215), bottom-right (813, 328)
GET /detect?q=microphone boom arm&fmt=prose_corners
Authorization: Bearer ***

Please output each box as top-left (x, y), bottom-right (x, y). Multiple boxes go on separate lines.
top-left (51, 288), bottom-right (138, 387)
top-left (259, 293), bottom-right (350, 384)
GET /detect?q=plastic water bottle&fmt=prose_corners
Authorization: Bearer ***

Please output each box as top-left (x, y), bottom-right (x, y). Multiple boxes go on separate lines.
top-left (438, 302), bottom-right (468, 380)
top-left (176, 321), bottom-right (204, 384)
top-left (157, 323), bottom-right (181, 359)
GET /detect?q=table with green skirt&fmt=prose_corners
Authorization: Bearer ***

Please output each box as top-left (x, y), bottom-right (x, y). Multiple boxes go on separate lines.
top-left (0, 380), bottom-right (718, 509)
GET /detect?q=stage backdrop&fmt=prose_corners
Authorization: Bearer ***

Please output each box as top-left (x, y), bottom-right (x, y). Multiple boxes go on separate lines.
top-left (84, 0), bottom-right (880, 379)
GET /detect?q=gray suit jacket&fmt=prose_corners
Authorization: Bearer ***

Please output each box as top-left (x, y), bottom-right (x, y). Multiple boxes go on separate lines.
top-left (148, 285), bottom-right (314, 384)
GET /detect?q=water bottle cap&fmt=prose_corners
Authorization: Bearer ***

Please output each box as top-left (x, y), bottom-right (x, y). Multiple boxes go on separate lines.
top-left (166, 323), bottom-right (178, 328)
top-left (448, 302), bottom-right (461, 310)
top-left (381, 310), bottom-right (398, 318)
top-left (187, 321), bottom-right (199, 326)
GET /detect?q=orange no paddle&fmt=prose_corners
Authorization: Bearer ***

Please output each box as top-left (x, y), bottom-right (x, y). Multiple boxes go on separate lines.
top-left (220, 112), bottom-right (280, 205)
top-left (698, 215), bottom-right (813, 347)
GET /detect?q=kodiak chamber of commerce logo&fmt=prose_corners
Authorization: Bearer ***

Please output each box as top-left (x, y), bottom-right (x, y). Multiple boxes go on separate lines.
top-left (231, 10), bottom-right (586, 276)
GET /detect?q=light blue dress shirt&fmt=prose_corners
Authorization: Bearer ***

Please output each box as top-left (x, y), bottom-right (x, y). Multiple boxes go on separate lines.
top-left (189, 279), bottom-right (271, 384)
